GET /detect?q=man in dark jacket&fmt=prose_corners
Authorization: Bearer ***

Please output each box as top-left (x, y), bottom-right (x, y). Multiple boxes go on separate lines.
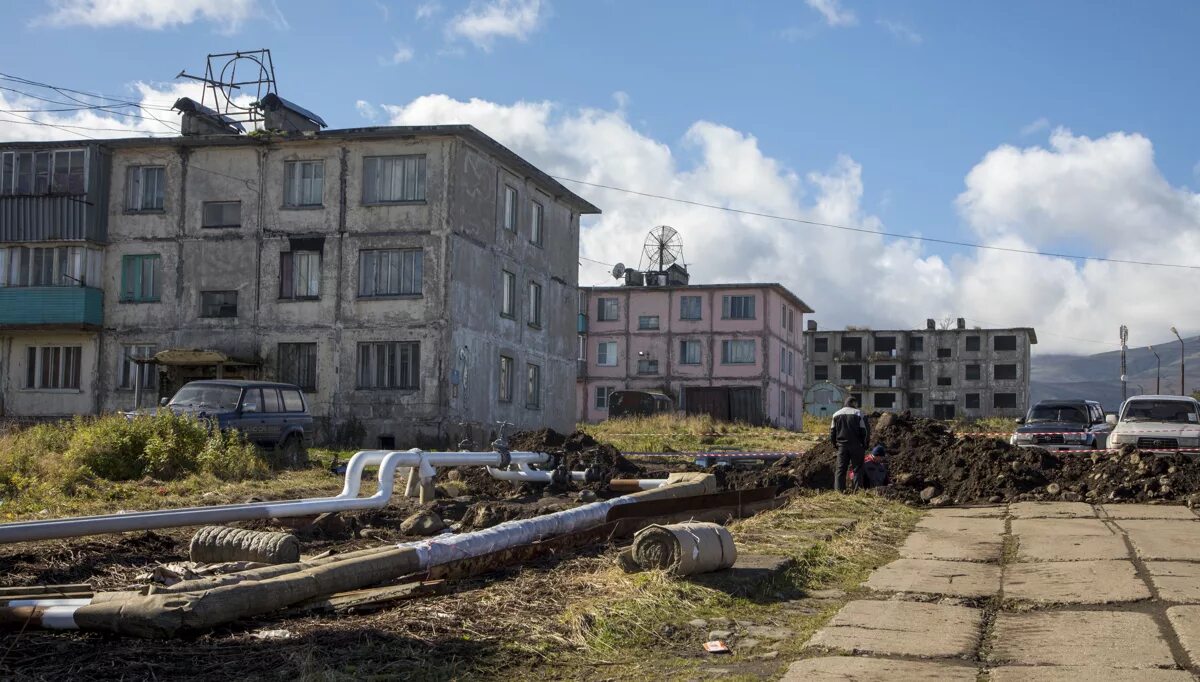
top-left (831, 397), bottom-right (870, 493)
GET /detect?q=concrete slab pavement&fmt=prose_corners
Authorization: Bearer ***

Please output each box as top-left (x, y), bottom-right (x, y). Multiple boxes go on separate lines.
top-left (988, 610), bottom-right (1174, 668)
top-left (1147, 562), bottom-right (1200, 603)
top-left (1100, 504), bottom-right (1197, 520)
top-left (899, 528), bottom-right (1003, 562)
top-left (1010, 501), bottom-right (1097, 519)
top-left (1004, 560), bottom-right (1150, 604)
top-left (805, 600), bottom-right (982, 658)
top-left (864, 558), bottom-right (1001, 598)
top-left (990, 666), bottom-right (1194, 681)
top-left (923, 506), bottom-right (1006, 518)
top-left (782, 657), bottom-right (979, 681)
top-left (1118, 519), bottom-right (1200, 561)
top-left (1167, 606), bottom-right (1200, 668)
top-left (1012, 518), bottom-right (1129, 561)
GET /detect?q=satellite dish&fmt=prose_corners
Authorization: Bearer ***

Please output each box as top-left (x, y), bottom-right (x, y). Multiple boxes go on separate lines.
top-left (641, 225), bottom-right (684, 272)
top-left (611, 262), bottom-right (626, 279)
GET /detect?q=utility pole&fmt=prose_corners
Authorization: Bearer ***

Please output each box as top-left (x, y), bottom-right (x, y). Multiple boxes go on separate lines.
top-left (1148, 346), bottom-right (1161, 394)
top-left (1120, 325), bottom-right (1128, 401)
top-left (1171, 327), bottom-right (1185, 396)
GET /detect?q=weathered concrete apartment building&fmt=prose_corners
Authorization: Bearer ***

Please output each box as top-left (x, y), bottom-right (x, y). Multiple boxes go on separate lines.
top-left (0, 118), bottom-right (599, 446)
top-left (577, 275), bottom-right (812, 428)
top-left (803, 319), bottom-right (1037, 419)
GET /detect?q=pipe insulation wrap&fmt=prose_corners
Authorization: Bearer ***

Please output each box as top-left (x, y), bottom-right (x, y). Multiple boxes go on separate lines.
top-left (631, 522), bottom-right (737, 575)
top-left (189, 526), bottom-right (301, 565)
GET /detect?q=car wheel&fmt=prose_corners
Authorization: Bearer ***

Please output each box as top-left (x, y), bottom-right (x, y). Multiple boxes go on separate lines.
top-left (280, 434), bottom-right (309, 469)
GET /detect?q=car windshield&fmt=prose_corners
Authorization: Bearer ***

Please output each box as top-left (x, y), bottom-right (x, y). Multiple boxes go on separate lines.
top-left (1027, 406), bottom-right (1087, 423)
top-left (1122, 400), bottom-right (1199, 423)
top-left (168, 385), bottom-right (242, 411)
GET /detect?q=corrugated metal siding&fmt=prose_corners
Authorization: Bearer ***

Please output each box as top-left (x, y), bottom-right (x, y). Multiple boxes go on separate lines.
top-left (0, 287), bottom-right (103, 327)
top-left (0, 196), bottom-right (96, 242)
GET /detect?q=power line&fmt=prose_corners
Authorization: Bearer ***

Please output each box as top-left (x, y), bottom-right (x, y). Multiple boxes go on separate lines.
top-left (0, 113), bottom-right (167, 136)
top-left (552, 176), bottom-right (1200, 272)
top-left (0, 73), bottom-right (181, 132)
top-left (0, 111), bottom-right (96, 140)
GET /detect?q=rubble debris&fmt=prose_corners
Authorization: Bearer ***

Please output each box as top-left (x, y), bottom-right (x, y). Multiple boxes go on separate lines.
top-left (399, 511), bottom-right (445, 536)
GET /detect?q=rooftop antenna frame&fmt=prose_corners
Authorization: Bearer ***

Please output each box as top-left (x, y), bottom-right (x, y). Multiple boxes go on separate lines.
top-left (177, 49), bottom-right (277, 129)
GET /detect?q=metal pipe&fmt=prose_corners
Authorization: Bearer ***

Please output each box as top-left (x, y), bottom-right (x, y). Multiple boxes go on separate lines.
top-left (0, 449), bottom-right (551, 544)
top-left (485, 464), bottom-right (665, 489)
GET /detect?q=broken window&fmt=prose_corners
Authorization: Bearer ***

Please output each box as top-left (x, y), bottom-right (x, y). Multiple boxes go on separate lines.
top-left (966, 393), bottom-right (981, 409)
top-left (937, 376), bottom-right (952, 386)
top-left (875, 393), bottom-right (896, 408)
top-left (2, 149), bottom-right (85, 195)
top-left (202, 201), bottom-right (241, 228)
top-left (995, 364), bottom-right (1018, 381)
top-left (966, 336), bottom-right (981, 352)
top-left (814, 364), bottom-right (829, 381)
top-left (357, 341), bottom-right (419, 389)
top-left (278, 343), bottom-right (318, 391)
top-left (909, 364), bottom-right (924, 381)
top-left (937, 348), bottom-right (952, 359)
top-left (280, 251), bottom-right (320, 299)
top-left (841, 364), bottom-right (863, 383)
top-left (199, 290), bottom-right (238, 318)
top-left (994, 335), bottom-right (1018, 352)
top-left (358, 249), bottom-right (422, 297)
top-left (910, 336), bottom-right (925, 352)
top-left (813, 337), bottom-right (829, 353)
top-left (909, 392), bottom-right (924, 409)
top-left (25, 345), bottom-right (81, 389)
top-left (363, 155), bottom-right (426, 203)
top-left (120, 254), bottom-right (160, 302)
top-left (966, 364), bottom-right (981, 381)
top-left (126, 165), bottom-right (165, 211)
top-left (875, 336), bottom-right (897, 353)
top-left (875, 364), bottom-right (897, 380)
top-left (994, 393), bottom-right (1018, 409)
top-left (284, 160), bottom-right (324, 207)
top-left (841, 337), bottom-right (863, 356)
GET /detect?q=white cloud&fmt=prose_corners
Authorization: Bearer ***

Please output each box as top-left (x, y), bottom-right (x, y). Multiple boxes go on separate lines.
top-left (878, 18), bottom-right (921, 45)
top-left (355, 100), bottom-right (380, 122)
top-left (446, 0), bottom-right (544, 50)
top-left (371, 94), bottom-right (1200, 353)
top-left (415, 0), bottom-right (441, 20)
top-left (805, 0), bottom-right (857, 27)
top-left (1019, 117), bottom-right (1050, 136)
top-left (38, 0), bottom-right (260, 31)
top-left (384, 41), bottom-right (415, 65)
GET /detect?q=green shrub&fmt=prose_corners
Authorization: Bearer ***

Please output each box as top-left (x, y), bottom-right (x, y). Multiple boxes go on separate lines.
top-left (197, 430), bottom-right (270, 481)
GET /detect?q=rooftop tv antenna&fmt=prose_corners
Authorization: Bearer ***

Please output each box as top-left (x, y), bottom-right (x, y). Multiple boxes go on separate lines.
top-left (177, 49), bottom-right (277, 128)
top-left (639, 225), bottom-right (685, 273)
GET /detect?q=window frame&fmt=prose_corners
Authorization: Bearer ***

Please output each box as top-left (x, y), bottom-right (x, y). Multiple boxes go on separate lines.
top-left (362, 154), bottom-right (427, 204)
top-left (283, 159), bottom-right (325, 208)
top-left (499, 354), bottom-right (514, 403)
top-left (278, 342), bottom-right (318, 392)
top-left (721, 339), bottom-right (756, 365)
top-left (125, 165), bottom-right (166, 212)
top-left (994, 335), bottom-right (1018, 352)
top-left (637, 315), bottom-right (660, 330)
top-left (966, 393), bottom-right (981, 409)
top-left (596, 341), bottom-right (618, 367)
top-left (597, 297), bottom-right (619, 322)
top-left (279, 250), bottom-right (321, 300)
top-left (679, 295), bottom-right (702, 321)
top-left (937, 348), bottom-right (953, 359)
top-left (813, 337), bottom-right (829, 353)
top-left (636, 358), bottom-right (659, 375)
top-left (910, 336), bottom-right (925, 352)
top-left (527, 280), bottom-right (543, 327)
top-left (201, 200), bottom-right (242, 229)
top-left (356, 341), bottom-right (420, 390)
top-left (994, 364), bottom-right (1018, 381)
top-left (909, 364), bottom-right (924, 381)
top-left (721, 294), bottom-right (756, 320)
top-left (199, 290), bottom-right (238, 318)
top-left (119, 254), bottom-right (161, 303)
top-left (530, 199), bottom-right (544, 246)
top-left (965, 364), bottom-right (981, 381)
top-left (357, 248), bottom-right (423, 298)
top-left (118, 344), bottom-right (157, 391)
top-left (875, 392), bottom-right (896, 409)
top-left (526, 363), bottom-right (542, 408)
top-left (25, 345), bottom-right (82, 390)
top-left (595, 385), bottom-right (614, 409)
top-left (502, 184), bottom-right (518, 233)
top-left (1, 149), bottom-right (87, 196)
top-left (965, 336), bottom-right (981, 352)
top-left (680, 339), bottom-right (701, 365)
top-left (937, 376), bottom-right (953, 387)
top-left (814, 364), bottom-right (829, 381)
top-left (501, 270), bottom-right (516, 318)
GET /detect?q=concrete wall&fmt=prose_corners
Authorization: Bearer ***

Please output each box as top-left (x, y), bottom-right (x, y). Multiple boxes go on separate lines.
top-left (0, 332), bottom-right (100, 416)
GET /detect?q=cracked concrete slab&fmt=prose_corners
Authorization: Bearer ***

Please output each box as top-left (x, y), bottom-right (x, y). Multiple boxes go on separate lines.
top-left (924, 506), bottom-right (1006, 518)
top-left (865, 558), bottom-right (1001, 598)
top-left (1012, 519), bottom-right (1129, 561)
top-left (805, 600), bottom-right (982, 658)
top-left (1167, 606), bottom-right (1200, 667)
top-left (916, 516), bottom-right (1006, 534)
top-left (1010, 501), bottom-right (1097, 519)
top-left (1101, 504), bottom-right (1197, 520)
top-left (1147, 562), bottom-right (1200, 603)
top-left (990, 667), bottom-right (1193, 681)
top-left (900, 528), bottom-right (1003, 562)
top-left (1118, 520), bottom-right (1200, 561)
top-left (989, 611), bottom-right (1173, 668)
top-left (782, 657), bottom-right (979, 681)
top-left (1004, 560), bottom-right (1150, 603)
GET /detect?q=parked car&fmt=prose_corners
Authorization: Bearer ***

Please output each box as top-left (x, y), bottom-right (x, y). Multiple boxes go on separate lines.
top-left (157, 380), bottom-right (312, 465)
top-left (1106, 395), bottom-right (1200, 452)
top-left (1010, 399), bottom-right (1112, 451)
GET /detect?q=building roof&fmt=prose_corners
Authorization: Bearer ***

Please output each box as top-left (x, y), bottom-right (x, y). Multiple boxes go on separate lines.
top-left (803, 326), bottom-right (1038, 344)
top-left (0, 124), bottom-right (600, 214)
top-left (585, 282), bottom-right (814, 314)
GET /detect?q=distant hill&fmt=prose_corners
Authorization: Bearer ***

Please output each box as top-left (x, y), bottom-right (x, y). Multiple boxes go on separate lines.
top-left (1031, 336), bottom-right (1200, 410)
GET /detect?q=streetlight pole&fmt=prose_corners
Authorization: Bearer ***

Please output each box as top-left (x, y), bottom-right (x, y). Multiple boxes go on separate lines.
top-left (1149, 346), bottom-right (1161, 395)
top-left (1171, 327), bottom-right (1185, 396)
top-left (1120, 325), bottom-right (1128, 401)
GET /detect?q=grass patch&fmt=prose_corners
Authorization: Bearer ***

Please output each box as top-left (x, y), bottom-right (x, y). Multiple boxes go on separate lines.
top-left (580, 414), bottom-right (822, 454)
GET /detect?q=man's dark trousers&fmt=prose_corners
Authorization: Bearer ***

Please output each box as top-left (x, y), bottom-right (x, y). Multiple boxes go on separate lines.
top-left (834, 447), bottom-right (864, 492)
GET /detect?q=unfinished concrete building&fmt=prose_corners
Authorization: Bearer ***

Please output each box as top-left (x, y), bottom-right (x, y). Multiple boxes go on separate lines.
top-left (0, 121), bottom-right (599, 445)
top-left (803, 319), bottom-right (1037, 419)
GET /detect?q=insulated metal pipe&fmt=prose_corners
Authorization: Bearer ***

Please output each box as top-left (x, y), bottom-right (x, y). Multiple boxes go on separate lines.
top-left (0, 449), bottom-right (551, 544)
top-left (485, 465), bottom-right (666, 490)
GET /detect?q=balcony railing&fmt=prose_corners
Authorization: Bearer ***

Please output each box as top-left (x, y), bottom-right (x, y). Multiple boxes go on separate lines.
top-left (0, 286), bottom-right (103, 328)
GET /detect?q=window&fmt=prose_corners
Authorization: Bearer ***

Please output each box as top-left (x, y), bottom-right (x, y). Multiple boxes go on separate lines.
top-left (126, 165), bottom-right (165, 211)
top-left (814, 364), bottom-right (829, 381)
top-left (526, 364), bottom-right (541, 408)
top-left (781, 347), bottom-right (795, 376)
top-left (1, 245), bottom-right (101, 288)
top-left (876, 393), bottom-right (895, 409)
top-left (937, 348), bottom-right (952, 359)
top-left (502, 185), bottom-right (518, 232)
top-left (356, 342), bottom-right (420, 389)
top-left (119, 344), bottom-right (156, 390)
top-left (202, 201), bottom-right (241, 228)
top-left (680, 295), bottom-right (702, 320)
top-left (965, 364), bottom-right (981, 381)
top-left (966, 393), bottom-right (981, 409)
top-left (680, 339), bottom-right (701, 365)
top-left (995, 364), bottom-right (1018, 381)
top-left (876, 336), bottom-right (897, 353)
top-left (120, 255), bottom-right (161, 302)
top-left (909, 392), bottom-right (924, 409)
top-left (596, 341), bottom-right (617, 366)
top-left (909, 364), bottom-right (924, 381)
top-left (638, 315), bottom-right (660, 330)
top-left (498, 355), bottom-right (514, 402)
top-left (25, 346), bottom-right (81, 389)
top-left (528, 281), bottom-right (543, 327)
top-left (841, 337), bottom-right (863, 355)
top-left (937, 376), bottom-right (952, 386)
top-left (994, 335), bottom-right (1018, 352)
top-left (721, 339), bottom-right (756, 364)
top-left (258, 388), bottom-right (283, 413)
top-left (1, 149), bottom-right (86, 195)
top-left (501, 270), bottom-right (516, 318)
top-left (363, 155), bottom-right (426, 203)
top-left (722, 295), bottom-right (756, 319)
top-left (875, 364), bottom-right (897, 380)
top-left (966, 336), bottom-right (981, 352)
top-left (934, 404), bottom-right (957, 419)
top-left (530, 200), bottom-right (544, 246)
top-left (595, 386), bottom-right (615, 409)
top-left (910, 336), bottom-right (925, 352)
top-left (278, 343), bottom-right (318, 391)
top-left (813, 337), bottom-right (829, 353)
top-left (597, 297), bottom-right (618, 322)
top-left (358, 249), bottom-right (422, 297)
top-left (281, 389), bottom-right (305, 412)
top-left (637, 358), bottom-right (659, 375)
top-left (994, 393), bottom-right (1018, 409)
top-left (284, 160), bottom-right (324, 207)
top-left (200, 290), bottom-right (238, 318)
top-left (841, 365), bottom-right (862, 383)
top-left (280, 251), bottom-right (320, 299)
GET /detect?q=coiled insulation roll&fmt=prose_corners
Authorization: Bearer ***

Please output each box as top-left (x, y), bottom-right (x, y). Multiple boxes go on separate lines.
top-left (630, 522), bottom-right (737, 575)
top-left (189, 526), bottom-right (301, 565)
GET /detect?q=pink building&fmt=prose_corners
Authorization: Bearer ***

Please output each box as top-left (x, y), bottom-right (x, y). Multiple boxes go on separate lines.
top-left (576, 280), bottom-right (812, 427)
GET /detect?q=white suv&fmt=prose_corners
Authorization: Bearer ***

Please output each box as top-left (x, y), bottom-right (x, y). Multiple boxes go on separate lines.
top-left (1106, 395), bottom-right (1200, 452)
